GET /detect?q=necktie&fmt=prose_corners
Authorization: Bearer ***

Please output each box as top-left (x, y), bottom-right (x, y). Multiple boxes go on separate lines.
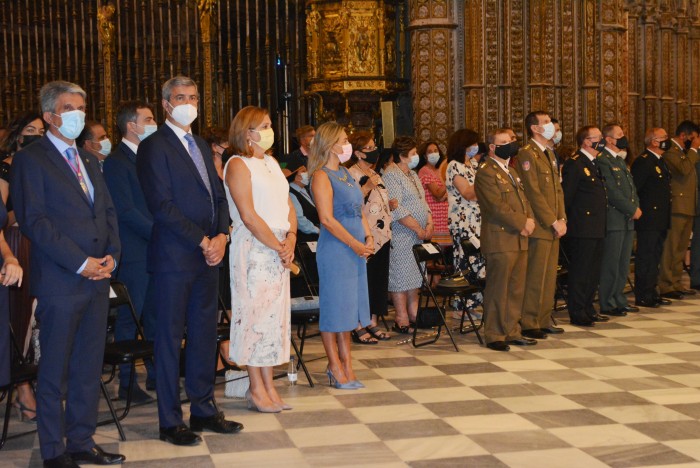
top-left (184, 134), bottom-right (214, 212)
top-left (65, 147), bottom-right (92, 203)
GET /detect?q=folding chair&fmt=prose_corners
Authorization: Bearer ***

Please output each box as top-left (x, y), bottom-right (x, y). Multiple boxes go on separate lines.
top-left (97, 281), bottom-right (154, 441)
top-left (457, 239), bottom-right (486, 335)
top-left (412, 242), bottom-right (482, 351)
top-left (0, 325), bottom-right (38, 450)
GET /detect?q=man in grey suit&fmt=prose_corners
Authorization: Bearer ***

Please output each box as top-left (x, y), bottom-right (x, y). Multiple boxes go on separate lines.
top-left (597, 124), bottom-right (641, 317)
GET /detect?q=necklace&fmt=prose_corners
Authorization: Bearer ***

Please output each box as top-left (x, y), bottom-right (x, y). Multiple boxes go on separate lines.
top-left (324, 166), bottom-right (354, 187)
top-left (399, 165), bottom-right (420, 194)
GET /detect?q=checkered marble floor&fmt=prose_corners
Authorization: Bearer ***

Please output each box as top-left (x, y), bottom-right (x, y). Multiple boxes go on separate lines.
top-left (5, 294), bottom-right (700, 467)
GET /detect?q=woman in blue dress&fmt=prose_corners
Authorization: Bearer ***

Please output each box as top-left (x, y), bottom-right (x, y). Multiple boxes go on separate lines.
top-left (309, 122), bottom-right (374, 389)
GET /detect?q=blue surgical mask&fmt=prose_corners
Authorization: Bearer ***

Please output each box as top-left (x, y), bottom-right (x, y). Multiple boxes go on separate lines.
top-left (137, 124), bottom-right (158, 141)
top-left (427, 152), bottom-right (440, 166)
top-left (98, 139), bottom-right (112, 156)
top-left (465, 145), bottom-right (479, 159)
top-left (52, 110), bottom-right (86, 140)
top-left (408, 154), bottom-right (420, 169)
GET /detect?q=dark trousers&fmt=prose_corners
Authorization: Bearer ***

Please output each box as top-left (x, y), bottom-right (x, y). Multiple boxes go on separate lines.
top-left (35, 291), bottom-right (109, 460)
top-left (115, 261), bottom-right (156, 388)
top-left (367, 242), bottom-right (390, 317)
top-left (0, 286), bottom-right (9, 387)
top-left (690, 215), bottom-right (700, 286)
top-left (635, 230), bottom-right (667, 303)
top-left (599, 230), bottom-right (634, 311)
top-left (154, 265), bottom-right (218, 429)
top-left (564, 237), bottom-right (603, 322)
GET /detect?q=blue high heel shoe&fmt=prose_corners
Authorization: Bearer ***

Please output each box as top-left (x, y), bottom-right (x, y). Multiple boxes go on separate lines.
top-left (326, 368), bottom-right (358, 390)
top-left (349, 380), bottom-right (365, 389)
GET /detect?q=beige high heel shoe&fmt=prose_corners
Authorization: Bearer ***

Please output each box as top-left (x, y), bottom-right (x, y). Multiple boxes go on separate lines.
top-left (244, 389), bottom-right (282, 413)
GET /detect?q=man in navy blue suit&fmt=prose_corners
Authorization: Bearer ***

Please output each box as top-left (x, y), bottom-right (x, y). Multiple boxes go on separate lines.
top-left (137, 76), bottom-right (242, 446)
top-left (11, 81), bottom-right (125, 467)
top-left (103, 100), bottom-right (158, 402)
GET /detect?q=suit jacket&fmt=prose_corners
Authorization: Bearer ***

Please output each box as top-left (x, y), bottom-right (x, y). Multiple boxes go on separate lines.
top-left (631, 149), bottom-right (671, 232)
top-left (10, 135), bottom-right (120, 296)
top-left (136, 123), bottom-right (229, 273)
top-left (474, 157), bottom-right (530, 254)
top-left (663, 140), bottom-right (698, 216)
top-left (103, 141), bottom-right (153, 265)
top-left (285, 148), bottom-right (308, 173)
top-left (561, 150), bottom-right (607, 238)
top-left (597, 148), bottom-right (638, 231)
top-left (513, 139), bottom-right (565, 239)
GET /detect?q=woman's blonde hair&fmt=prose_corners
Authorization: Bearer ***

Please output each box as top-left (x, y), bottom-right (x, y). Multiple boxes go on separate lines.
top-left (228, 106), bottom-right (269, 157)
top-left (307, 121), bottom-right (346, 175)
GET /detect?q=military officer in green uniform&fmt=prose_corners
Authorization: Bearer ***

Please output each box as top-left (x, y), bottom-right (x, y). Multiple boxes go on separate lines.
top-left (475, 128), bottom-right (535, 352)
top-left (658, 121), bottom-right (700, 299)
top-left (597, 124), bottom-right (640, 316)
top-left (513, 111), bottom-right (567, 339)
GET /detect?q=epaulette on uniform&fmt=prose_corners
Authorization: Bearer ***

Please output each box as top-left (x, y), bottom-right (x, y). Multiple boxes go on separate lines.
top-left (480, 162), bottom-right (488, 169)
top-left (571, 154), bottom-right (579, 160)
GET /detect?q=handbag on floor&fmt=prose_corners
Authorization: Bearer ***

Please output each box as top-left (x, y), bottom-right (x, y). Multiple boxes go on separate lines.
top-left (224, 369), bottom-right (249, 398)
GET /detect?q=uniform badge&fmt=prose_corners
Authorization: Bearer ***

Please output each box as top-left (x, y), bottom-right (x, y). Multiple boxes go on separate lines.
top-left (584, 167), bottom-right (591, 176)
top-left (655, 166), bottom-right (662, 174)
top-left (522, 161), bottom-right (531, 171)
top-left (552, 160), bottom-right (557, 168)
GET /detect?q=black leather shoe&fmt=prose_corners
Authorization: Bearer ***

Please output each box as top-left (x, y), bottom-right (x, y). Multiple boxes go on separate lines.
top-left (486, 341), bottom-right (510, 352)
top-left (620, 305), bottom-right (640, 313)
top-left (592, 314), bottom-right (610, 322)
top-left (636, 299), bottom-right (659, 308)
top-left (661, 291), bottom-right (684, 299)
top-left (44, 454), bottom-right (79, 468)
top-left (69, 445), bottom-right (125, 465)
top-left (507, 337), bottom-right (538, 346)
top-left (682, 288), bottom-right (696, 295)
top-left (542, 326), bottom-right (564, 334)
top-left (656, 298), bottom-right (672, 306)
top-left (190, 412), bottom-right (243, 434)
top-left (159, 425), bottom-right (202, 446)
top-left (118, 385), bottom-right (154, 404)
top-left (570, 320), bottom-right (595, 327)
top-left (522, 329), bottom-right (547, 339)
top-left (600, 309), bottom-right (626, 317)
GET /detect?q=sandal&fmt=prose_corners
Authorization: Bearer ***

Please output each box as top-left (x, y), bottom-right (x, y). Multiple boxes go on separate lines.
top-left (391, 323), bottom-right (412, 335)
top-left (351, 329), bottom-right (378, 345)
top-left (366, 326), bottom-right (391, 341)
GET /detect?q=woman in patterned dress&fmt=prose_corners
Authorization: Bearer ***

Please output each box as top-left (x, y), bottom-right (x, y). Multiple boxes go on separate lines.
top-left (446, 129), bottom-right (486, 311)
top-left (383, 136), bottom-right (433, 334)
top-left (225, 106), bottom-right (297, 412)
top-left (418, 141), bottom-right (450, 246)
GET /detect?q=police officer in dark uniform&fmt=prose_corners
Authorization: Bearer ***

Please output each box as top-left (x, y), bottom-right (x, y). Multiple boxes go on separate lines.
top-left (561, 126), bottom-right (608, 326)
top-left (597, 124), bottom-right (640, 316)
top-left (631, 127), bottom-right (672, 307)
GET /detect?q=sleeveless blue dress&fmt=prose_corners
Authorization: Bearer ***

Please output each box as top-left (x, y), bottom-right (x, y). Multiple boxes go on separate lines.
top-left (316, 167), bottom-right (371, 332)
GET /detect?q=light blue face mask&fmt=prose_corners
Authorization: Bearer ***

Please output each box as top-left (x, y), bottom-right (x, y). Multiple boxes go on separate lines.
top-left (408, 154), bottom-right (420, 169)
top-left (465, 144), bottom-right (479, 159)
top-left (137, 123), bottom-right (158, 141)
top-left (53, 110), bottom-right (86, 140)
top-left (98, 139), bottom-right (112, 156)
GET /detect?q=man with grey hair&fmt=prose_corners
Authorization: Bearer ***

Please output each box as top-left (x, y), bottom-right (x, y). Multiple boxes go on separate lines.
top-left (137, 76), bottom-right (241, 446)
top-left (11, 80), bottom-right (124, 467)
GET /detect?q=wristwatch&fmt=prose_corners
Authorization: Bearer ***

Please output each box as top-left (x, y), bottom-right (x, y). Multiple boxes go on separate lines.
top-left (225, 233), bottom-right (231, 243)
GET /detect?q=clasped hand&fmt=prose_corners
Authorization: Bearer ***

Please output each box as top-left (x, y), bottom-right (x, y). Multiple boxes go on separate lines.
top-left (81, 255), bottom-right (115, 280)
top-left (200, 234), bottom-right (227, 266)
top-left (278, 236), bottom-right (295, 267)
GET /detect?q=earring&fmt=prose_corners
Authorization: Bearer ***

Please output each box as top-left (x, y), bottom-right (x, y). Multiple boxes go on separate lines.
top-left (247, 138), bottom-right (252, 147)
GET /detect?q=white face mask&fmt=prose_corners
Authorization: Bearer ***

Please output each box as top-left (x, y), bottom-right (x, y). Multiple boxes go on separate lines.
top-left (299, 172), bottom-right (309, 186)
top-left (137, 124), bottom-right (158, 141)
top-left (427, 152), bottom-right (440, 166)
top-left (98, 139), bottom-right (112, 156)
top-left (407, 154), bottom-right (420, 169)
top-left (552, 130), bottom-right (562, 145)
top-left (540, 122), bottom-right (556, 140)
top-left (168, 103), bottom-right (198, 127)
top-left (252, 128), bottom-right (275, 151)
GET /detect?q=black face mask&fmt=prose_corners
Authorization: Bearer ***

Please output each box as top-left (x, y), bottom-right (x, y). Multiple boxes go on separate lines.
top-left (659, 139), bottom-right (672, 151)
top-left (615, 136), bottom-right (628, 150)
top-left (363, 149), bottom-right (379, 165)
top-left (494, 141), bottom-right (519, 160)
top-left (685, 138), bottom-right (693, 151)
top-left (592, 140), bottom-right (606, 151)
top-left (19, 134), bottom-right (41, 148)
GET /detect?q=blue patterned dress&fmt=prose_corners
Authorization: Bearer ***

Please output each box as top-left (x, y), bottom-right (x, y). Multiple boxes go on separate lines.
top-left (316, 166), bottom-right (371, 332)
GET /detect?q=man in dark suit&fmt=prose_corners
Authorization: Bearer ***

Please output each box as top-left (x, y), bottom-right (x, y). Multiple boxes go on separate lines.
top-left (658, 120), bottom-right (699, 299)
top-left (597, 124), bottom-right (640, 317)
top-left (103, 100), bottom-right (158, 402)
top-left (475, 128), bottom-right (535, 352)
top-left (11, 81), bottom-right (124, 467)
top-left (285, 125), bottom-right (315, 172)
top-left (632, 127), bottom-right (673, 307)
top-left (561, 126), bottom-right (608, 326)
top-left (136, 76), bottom-right (242, 446)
